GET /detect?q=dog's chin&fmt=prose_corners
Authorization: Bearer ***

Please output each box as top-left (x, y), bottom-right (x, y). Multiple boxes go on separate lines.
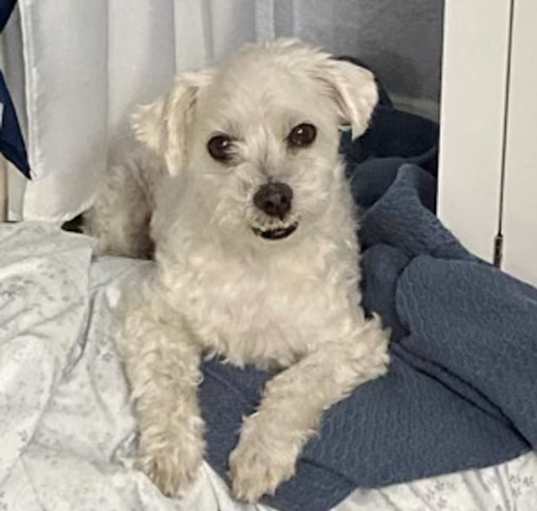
top-left (252, 223), bottom-right (298, 241)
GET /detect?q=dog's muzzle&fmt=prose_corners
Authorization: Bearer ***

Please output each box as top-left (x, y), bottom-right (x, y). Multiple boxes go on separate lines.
top-left (252, 182), bottom-right (297, 240)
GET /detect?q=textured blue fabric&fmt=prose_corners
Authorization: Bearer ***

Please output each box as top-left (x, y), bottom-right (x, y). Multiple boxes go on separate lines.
top-left (199, 117), bottom-right (537, 510)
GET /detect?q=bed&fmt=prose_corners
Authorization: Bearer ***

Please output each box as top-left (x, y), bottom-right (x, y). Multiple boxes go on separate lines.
top-left (1, 221), bottom-right (536, 511)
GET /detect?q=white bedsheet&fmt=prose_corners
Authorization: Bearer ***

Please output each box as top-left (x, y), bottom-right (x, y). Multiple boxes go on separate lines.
top-left (1, 222), bottom-right (536, 511)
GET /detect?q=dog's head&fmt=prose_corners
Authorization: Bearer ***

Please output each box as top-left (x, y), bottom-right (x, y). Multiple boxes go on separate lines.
top-left (133, 39), bottom-right (377, 245)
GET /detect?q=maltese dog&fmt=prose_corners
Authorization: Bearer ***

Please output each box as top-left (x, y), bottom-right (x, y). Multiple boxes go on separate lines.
top-left (86, 39), bottom-right (389, 503)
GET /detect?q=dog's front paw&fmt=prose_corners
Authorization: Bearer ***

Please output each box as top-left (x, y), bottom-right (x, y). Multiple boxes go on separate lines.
top-left (229, 430), bottom-right (297, 503)
top-left (137, 435), bottom-right (204, 497)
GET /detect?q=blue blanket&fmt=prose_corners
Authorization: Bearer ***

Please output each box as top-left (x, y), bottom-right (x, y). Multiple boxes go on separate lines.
top-left (199, 106), bottom-right (537, 511)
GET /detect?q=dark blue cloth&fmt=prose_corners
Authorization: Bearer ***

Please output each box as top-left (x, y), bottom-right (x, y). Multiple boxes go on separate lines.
top-left (198, 102), bottom-right (537, 511)
top-left (0, 0), bottom-right (16, 31)
top-left (0, 71), bottom-right (30, 177)
top-left (0, 1), bottom-right (30, 178)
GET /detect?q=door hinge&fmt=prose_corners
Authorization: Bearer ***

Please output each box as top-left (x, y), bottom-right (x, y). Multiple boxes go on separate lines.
top-left (493, 233), bottom-right (504, 268)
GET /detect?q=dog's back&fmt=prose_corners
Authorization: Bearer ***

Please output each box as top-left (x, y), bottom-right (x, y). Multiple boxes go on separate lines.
top-left (84, 145), bottom-right (163, 258)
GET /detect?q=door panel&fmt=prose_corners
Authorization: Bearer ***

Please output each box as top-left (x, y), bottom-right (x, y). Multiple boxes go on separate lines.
top-left (438, 0), bottom-right (511, 263)
top-left (502, 0), bottom-right (537, 286)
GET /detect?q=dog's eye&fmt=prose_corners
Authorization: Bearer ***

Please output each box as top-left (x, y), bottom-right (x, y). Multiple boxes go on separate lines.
top-left (287, 123), bottom-right (317, 148)
top-left (207, 134), bottom-right (234, 162)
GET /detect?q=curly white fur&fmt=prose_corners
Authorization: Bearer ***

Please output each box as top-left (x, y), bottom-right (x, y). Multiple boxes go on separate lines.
top-left (86, 39), bottom-right (390, 503)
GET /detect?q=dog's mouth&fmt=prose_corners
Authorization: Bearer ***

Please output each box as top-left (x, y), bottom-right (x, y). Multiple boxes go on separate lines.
top-left (252, 223), bottom-right (298, 240)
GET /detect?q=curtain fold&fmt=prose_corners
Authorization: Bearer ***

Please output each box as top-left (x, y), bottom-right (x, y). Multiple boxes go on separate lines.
top-left (174, 0), bottom-right (257, 72)
top-left (108, 1), bottom-right (176, 152)
top-left (18, 0), bottom-right (108, 221)
top-left (4, 0), bottom-right (443, 222)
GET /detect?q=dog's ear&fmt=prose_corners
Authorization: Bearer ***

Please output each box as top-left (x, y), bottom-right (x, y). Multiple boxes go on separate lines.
top-left (131, 70), bottom-right (213, 175)
top-left (315, 59), bottom-right (378, 139)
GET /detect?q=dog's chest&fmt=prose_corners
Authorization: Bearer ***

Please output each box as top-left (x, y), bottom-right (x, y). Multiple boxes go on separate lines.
top-left (167, 249), bottom-right (359, 368)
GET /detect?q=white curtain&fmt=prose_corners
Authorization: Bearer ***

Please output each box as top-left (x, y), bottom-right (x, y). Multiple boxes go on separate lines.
top-left (3, 0), bottom-right (443, 222)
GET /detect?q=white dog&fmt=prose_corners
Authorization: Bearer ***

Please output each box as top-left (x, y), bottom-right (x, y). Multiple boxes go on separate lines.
top-left (86, 39), bottom-right (390, 503)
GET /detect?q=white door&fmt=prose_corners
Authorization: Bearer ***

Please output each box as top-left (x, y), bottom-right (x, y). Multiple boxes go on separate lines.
top-left (437, 0), bottom-right (512, 264)
top-left (501, 0), bottom-right (537, 287)
top-left (438, 0), bottom-right (537, 287)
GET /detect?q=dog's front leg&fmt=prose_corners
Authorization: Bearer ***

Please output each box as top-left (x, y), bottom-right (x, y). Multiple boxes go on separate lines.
top-left (120, 290), bottom-right (205, 497)
top-left (230, 316), bottom-right (389, 502)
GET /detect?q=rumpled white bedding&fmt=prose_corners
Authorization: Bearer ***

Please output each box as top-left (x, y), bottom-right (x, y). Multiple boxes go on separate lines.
top-left (1, 221), bottom-right (536, 511)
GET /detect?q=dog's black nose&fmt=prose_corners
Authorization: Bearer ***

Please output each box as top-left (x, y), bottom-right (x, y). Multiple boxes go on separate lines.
top-left (253, 182), bottom-right (293, 219)
top-left (254, 183), bottom-right (293, 220)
